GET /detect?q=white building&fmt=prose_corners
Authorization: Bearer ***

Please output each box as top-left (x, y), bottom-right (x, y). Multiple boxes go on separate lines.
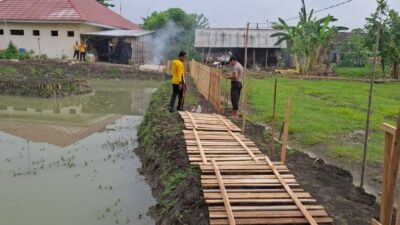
top-left (0, 0), bottom-right (140, 59)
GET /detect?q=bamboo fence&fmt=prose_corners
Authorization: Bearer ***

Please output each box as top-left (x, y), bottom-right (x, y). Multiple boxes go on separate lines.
top-left (190, 60), bottom-right (223, 113)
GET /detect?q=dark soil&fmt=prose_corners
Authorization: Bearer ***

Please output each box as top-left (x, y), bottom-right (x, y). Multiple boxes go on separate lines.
top-left (135, 78), bottom-right (211, 225)
top-left (0, 59), bottom-right (163, 97)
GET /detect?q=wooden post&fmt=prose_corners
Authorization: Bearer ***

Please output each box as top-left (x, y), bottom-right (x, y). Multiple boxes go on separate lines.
top-left (380, 124), bottom-right (394, 225)
top-left (241, 23), bottom-right (250, 135)
top-left (281, 96), bottom-right (291, 163)
top-left (253, 48), bottom-right (256, 68)
top-left (266, 49), bottom-right (269, 69)
top-left (380, 116), bottom-right (400, 225)
top-left (223, 77), bottom-right (228, 114)
top-left (271, 78), bottom-right (277, 156)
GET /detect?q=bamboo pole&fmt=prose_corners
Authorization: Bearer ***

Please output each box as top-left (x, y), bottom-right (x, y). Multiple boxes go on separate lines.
top-left (360, 22), bottom-right (381, 188)
top-left (241, 22), bottom-right (250, 135)
top-left (281, 96), bottom-right (291, 163)
top-left (271, 78), bottom-right (278, 156)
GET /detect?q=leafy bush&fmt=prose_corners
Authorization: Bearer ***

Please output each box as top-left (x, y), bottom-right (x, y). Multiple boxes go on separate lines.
top-left (0, 42), bottom-right (34, 60)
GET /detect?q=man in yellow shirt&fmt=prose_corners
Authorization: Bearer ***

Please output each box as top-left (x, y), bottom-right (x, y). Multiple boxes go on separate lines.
top-left (79, 41), bottom-right (87, 61)
top-left (73, 41), bottom-right (80, 60)
top-left (169, 51), bottom-right (187, 113)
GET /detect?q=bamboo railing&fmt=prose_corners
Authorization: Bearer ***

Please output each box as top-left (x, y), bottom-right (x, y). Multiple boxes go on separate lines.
top-left (189, 60), bottom-right (222, 113)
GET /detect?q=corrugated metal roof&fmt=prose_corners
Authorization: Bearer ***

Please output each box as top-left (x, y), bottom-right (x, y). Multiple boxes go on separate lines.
top-left (82, 30), bottom-right (155, 37)
top-left (0, 0), bottom-right (140, 30)
top-left (195, 28), bottom-right (287, 49)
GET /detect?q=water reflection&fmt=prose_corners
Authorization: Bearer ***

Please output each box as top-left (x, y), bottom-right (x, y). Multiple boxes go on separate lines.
top-left (0, 80), bottom-right (160, 225)
top-left (0, 80), bottom-right (159, 147)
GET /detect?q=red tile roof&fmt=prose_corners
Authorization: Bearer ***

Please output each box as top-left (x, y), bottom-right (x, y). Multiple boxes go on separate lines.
top-left (0, 0), bottom-right (140, 30)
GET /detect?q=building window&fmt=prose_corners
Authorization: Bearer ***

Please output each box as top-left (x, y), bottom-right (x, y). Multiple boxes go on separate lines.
top-left (67, 31), bottom-right (74, 37)
top-left (33, 30), bottom-right (40, 36)
top-left (10, 29), bottom-right (24, 36)
top-left (51, 30), bottom-right (58, 37)
top-left (0, 29), bottom-right (3, 35)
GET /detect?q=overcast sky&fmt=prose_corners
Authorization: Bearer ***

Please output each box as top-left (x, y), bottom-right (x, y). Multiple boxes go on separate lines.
top-left (112, 0), bottom-right (400, 30)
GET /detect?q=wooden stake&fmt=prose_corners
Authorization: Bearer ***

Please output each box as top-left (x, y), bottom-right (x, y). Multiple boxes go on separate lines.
top-left (361, 22), bottom-right (381, 188)
top-left (281, 97), bottom-right (291, 163)
top-left (241, 23), bottom-right (250, 135)
top-left (380, 116), bottom-right (400, 225)
top-left (223, 76), bottom-right (228, 114)
top-left (271, 78), bottom-right (277, 156)
top-left (212, 159), bottom-right (236, 225)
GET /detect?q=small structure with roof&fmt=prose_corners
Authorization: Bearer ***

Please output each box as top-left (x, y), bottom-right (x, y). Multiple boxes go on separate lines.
top-left (0, 0), bottom-right (145, 60)
top-left (195, 28), bottom-right (287, 68)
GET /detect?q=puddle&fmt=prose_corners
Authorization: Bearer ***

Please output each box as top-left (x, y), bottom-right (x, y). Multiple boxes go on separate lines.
top-left (0, 80), bottom-right (159, 225)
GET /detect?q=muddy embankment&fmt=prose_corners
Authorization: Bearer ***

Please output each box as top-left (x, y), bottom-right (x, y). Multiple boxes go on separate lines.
top-left (137, 77), bottom-right (381, 225)
top-left (0, 59), bottom-right (163, 97)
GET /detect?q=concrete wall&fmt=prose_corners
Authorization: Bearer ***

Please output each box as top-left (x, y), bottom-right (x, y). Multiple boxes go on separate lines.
top-left (0, 22), bottom-right (102, 59)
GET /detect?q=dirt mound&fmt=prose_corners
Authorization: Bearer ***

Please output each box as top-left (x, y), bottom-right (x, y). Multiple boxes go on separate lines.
top-left (135, 81), bottom-right (210, 225)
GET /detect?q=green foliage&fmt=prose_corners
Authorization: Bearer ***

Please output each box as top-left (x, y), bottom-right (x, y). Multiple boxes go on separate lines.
top-left (333, 65), bottom-right (372, 78)
top-left (338, 29), bottom-right (371, 67)
top-left (142, 8), bottom-right (207, 61)
top-left (272, 0), bottom-right (348, 74)
top-left (96, 0), bottom-right (114, 7)
top-left (0, 42), bottom-right (35, 60)
top-left (365, 0), bottom-right (400, 78)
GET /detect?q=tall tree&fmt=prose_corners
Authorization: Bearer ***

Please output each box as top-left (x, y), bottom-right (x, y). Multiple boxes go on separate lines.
top-left (272, 0), bottom-right (347, 74)
top-left (338, 29), bottom-right (371, 67)
top-left (365, 0), bottom-right (400, 79)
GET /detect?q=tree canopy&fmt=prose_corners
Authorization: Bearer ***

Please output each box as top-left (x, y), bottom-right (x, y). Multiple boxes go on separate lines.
top-left (272, 0), bottom-right (347, 74)
top-left (142, 8), bottom-right (209, 61)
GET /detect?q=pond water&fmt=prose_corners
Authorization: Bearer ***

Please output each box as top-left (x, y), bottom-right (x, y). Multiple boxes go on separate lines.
top-left (0, 80), bottom-right (160, 225)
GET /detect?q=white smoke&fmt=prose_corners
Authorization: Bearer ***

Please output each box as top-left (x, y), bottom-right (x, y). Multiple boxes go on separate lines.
top-left (150, 21), bottom-right (183, 65)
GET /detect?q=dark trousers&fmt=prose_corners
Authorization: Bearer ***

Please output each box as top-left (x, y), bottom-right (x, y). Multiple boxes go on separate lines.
top-left (80, 52), bottom-right (86, 61)
top-left (169, 84), bottom-right (184, 111)
top-left (73, 51), bottom-right (79, 60)
top-left (231, 81), bottom-right (242, 111)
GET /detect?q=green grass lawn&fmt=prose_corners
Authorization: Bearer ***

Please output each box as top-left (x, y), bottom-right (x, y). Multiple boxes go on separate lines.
top-left (247, 76), bottom-right (399, 163)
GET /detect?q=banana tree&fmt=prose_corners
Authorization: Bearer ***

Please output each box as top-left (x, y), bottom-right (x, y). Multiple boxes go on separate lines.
top-left (271, 19), bottom-right (302, 73)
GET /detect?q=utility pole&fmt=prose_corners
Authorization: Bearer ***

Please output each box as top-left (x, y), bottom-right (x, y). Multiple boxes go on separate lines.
top-left (360, 21), bottom-right (381, 188)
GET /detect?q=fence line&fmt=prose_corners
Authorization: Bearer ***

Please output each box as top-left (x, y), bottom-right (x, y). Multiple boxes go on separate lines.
top-left (190, 60), bottom-right (222, 113)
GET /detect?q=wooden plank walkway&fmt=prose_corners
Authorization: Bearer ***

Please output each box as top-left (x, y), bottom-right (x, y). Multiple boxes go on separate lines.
top-left (179, 111), bottom-right (333, 225)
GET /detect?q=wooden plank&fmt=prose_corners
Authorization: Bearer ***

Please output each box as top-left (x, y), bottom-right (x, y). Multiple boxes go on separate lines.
top-left (206, 198), bottom-right (316, 204)
top-left (281, 96), bottom-right (291, 163)
top-left (209, 205), bottom-right (324, 212)
top-left (210, 217), bottom-right (333, 225)
top-left (209, 209), bottom-right (328, 218)
top-left (229, 130), bottom-right (259, 162)
top-left (212, 159), bottom-right (236, 225)
top-left (381, 131), bottom-right (394, 225)
top-left (192, 128), bottom-right (207, 164)
top-left (204, 192), bottom-right (312, 199)
top-left (265, 156), bottom-right (318, 225)
top-left (372, 218), bottom-right (382, 225)
top-left (382, 123), bottom-right (396, 135)
top-left (381, 116), bottom-right (400, 225)
top-left (214, 113), bottom-right (234, 131)
top-left (185, 111), bottom-right (198, 129)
